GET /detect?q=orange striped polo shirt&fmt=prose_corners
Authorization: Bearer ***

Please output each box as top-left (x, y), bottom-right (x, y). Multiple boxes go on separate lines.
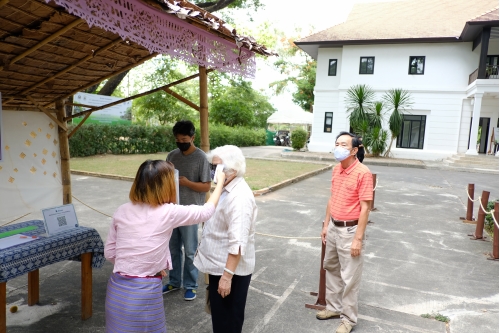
top-left (329, 159), bottom-right (373, 220)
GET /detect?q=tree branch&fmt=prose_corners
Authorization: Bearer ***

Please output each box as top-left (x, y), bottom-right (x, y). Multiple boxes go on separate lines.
top-left (196, 0), bottom-right (237, 12)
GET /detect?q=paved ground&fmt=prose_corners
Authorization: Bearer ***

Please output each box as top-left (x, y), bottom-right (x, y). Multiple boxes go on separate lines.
top-left (2, 163), bottom-right (498, 333)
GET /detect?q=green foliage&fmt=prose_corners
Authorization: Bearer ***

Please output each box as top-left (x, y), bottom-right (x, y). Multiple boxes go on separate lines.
top-left (133, 57), bottom-right (198, 125)
top-left (268, 27), bottom-right (316, 112)
top-left (210, 80), bottom-right (276, 128)
top-left (345, 84), bottom-right (375, 132)
top-left (193, 0), bottom-right (262, 11)
top-left (421, 313), bottom-right (450, 323)
top-left (291, 129), bottom-right (308, 150)
top-left (68, 123), bottom-right (265, 157)
top-left (369, 101), bottom-right (385, 129)
top-left (206, 123), bottom-right (266, 148)
top-left (365, 127), bottom-right (388, 157)
top-left (485, 200), bottom-right (498, 236)
top-left (383, 88), bottom-right (413, 157)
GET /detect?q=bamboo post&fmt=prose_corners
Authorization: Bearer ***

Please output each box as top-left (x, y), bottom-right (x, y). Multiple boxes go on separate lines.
top-left (56, 99), bottom-right (71, 205)
top-left (199, 66), bottom-right (210, 285)
top-left (469, 191), bottom-right (489, 240)
top-left (199, 66), bottom-right (209, 153)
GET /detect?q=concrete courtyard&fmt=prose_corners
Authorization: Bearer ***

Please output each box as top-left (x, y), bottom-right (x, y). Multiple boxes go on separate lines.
top-left (2, 164), bottom-right (498, 333)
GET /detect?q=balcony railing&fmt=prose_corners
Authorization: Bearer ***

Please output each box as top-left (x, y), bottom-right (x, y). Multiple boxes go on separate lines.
top-left (469, 65), bottom-right (499, 85)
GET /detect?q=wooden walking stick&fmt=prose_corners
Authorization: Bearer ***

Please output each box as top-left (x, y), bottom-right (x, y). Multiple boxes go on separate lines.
top-left (305, 240), bottom-right (326, 310)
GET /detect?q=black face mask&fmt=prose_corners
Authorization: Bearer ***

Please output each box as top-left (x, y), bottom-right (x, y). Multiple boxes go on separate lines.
top-left (176, 142), bottom-right (191, 152)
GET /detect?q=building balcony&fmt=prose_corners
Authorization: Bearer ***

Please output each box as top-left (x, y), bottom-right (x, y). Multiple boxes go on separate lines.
top-left (469, 65), bottom-right (499, 85)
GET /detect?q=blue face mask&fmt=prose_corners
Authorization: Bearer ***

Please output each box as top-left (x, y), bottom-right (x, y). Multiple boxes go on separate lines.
top-left (334, 147), bottom-right (352, 162)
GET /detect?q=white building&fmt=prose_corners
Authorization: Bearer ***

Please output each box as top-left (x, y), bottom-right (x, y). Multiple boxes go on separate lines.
top-left (295, 0), bottom-right (499, 160)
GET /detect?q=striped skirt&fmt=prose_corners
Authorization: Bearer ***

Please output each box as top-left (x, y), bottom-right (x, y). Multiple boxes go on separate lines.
top-left (105, 272), bottom-right (167, 333)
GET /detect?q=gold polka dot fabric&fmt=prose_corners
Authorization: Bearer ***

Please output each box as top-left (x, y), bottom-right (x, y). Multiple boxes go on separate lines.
top-left (0, 111), bottom-right (62, 220)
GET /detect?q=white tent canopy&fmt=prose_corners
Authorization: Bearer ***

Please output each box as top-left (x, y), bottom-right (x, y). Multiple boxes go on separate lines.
top-left (267, 109), bottom-right (313, 125)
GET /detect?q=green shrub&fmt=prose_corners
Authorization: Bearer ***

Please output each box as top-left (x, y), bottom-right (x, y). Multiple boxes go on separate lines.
top-left (485, 200), bottom-right (497, 236)
top-left (69, 123), bottom-right (265, 157)
top-left (291, 129), bottom-right (308, 150)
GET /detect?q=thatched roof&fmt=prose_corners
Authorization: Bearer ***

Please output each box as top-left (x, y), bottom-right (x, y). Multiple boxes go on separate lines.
top-left (296, 0), bottom-right (498, 46)
top-left (0, 0), bottom-right (275, 112)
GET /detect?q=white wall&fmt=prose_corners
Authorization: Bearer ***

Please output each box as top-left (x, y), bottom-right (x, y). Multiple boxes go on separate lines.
top-left (310, 48), bottom-right (344, 152)
top-left (309, 42), bottom-right (497, 160)
top-left (480, 97), bottom-right (500, 154)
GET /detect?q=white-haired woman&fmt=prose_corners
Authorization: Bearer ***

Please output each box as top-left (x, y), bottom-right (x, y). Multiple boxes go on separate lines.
top-left (194, 145), bottom-right (257, 333)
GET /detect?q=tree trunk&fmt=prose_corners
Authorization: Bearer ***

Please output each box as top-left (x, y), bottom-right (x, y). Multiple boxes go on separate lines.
top-left (384, 136), bottom-right (395, 157)
top-left (98, 71), bottom-right (129, 96)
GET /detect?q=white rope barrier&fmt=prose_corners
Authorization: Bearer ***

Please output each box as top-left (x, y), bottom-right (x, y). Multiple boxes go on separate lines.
top-left (465, 186), bottom-right (481, 202)
top-left (464, 186), bottom-right (499, 228)
top-left (0, 212), bottom-right (32, 228)
top-left (72, 195), bottom-right (113, 218)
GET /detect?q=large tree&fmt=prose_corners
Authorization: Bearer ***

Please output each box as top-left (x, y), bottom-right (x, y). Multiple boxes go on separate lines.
top-left (92, 0), bottom-right (263, 97)
top-left (210, 79), bottom-right (275, 128)
top-left (268, 32), bottom-right (316, 112)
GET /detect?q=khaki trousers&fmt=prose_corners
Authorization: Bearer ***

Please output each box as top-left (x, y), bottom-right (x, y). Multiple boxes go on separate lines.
top-left (323, 221), bottom-right (364, 326)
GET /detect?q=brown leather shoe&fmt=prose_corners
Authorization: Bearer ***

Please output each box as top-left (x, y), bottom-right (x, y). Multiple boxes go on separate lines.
top-left (316, 309), bottom-right (341, 320)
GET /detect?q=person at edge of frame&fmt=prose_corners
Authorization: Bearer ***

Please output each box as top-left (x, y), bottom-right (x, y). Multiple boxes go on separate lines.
top-left (357, 137), bottom-right (365, 163)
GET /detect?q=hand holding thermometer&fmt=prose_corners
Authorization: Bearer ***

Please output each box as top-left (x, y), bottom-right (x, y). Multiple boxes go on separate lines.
top-left (213, 164), bottom-right (225, 184)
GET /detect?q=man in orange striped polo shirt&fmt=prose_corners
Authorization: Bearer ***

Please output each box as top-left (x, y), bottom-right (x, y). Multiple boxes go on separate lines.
top-left (317, 132), bottom-right (373, 333)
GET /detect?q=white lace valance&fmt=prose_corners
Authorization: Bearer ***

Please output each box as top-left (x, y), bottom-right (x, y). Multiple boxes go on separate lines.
top-left (45, 0), bottom-right (256, 77)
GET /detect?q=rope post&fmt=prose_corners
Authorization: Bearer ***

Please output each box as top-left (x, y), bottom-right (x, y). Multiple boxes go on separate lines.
top-left (488, 202), bottom-right (499, 261)
top-left (469, 191), bottom-right (489, 240)
top-left (461, 184), bottom-right (475, 223)
top-left (305, 238), bottom-right (326, 310)
top-left (371, 174), bottom-right (377, 211)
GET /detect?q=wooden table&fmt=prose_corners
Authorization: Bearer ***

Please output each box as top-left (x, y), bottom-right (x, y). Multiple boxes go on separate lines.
top-left (0, 220), bottom-right (105, 332)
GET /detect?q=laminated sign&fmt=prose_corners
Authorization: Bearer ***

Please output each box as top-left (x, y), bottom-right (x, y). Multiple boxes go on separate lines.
top-left (42, 204), bottom-right (79, 235)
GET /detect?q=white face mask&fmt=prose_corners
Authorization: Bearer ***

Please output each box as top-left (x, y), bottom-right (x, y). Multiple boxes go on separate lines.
top-left (334, 147), bottom-right (352, 162)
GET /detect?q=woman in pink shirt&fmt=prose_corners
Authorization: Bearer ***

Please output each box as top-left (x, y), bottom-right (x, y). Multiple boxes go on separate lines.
top-left (104, 159), bottom-right (225, 333)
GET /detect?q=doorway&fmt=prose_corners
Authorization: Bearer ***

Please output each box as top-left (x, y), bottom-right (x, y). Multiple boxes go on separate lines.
top-left (468, 117), bottom-right (490, 153)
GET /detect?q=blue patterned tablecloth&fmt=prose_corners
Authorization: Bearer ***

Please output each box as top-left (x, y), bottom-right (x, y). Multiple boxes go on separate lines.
top-left (0, 220), bottom-right (105, 283)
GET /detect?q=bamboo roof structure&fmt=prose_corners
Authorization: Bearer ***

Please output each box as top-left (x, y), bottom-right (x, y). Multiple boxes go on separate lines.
top-left (0, 0), bottom-right (276, 112)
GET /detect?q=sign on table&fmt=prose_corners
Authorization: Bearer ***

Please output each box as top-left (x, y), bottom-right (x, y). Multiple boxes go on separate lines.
top-left (42, 204), bottom-right (79, 235)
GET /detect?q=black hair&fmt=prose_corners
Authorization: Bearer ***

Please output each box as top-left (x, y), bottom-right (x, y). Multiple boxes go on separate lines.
top-left (172, 120), bottom-right (195, 137)
top-left (336, 131), bottom-right (360, 148)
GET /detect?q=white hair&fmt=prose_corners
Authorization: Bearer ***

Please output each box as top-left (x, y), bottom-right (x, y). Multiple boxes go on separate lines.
top-left (206, 145), bottom-right (246, 177)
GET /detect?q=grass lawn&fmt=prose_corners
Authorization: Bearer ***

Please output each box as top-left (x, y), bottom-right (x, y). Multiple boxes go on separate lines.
top-left (70, 153), bottom-right (329, 190)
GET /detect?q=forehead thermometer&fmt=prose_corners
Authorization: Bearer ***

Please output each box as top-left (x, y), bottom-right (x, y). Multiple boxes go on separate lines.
top-left (213, 164), bottom-right (225, 184)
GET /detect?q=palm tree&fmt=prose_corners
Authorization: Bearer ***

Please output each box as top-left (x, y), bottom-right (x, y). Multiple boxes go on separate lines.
top-left (382, 89), bottom-right (413, 157)
top-left (345, 84), bottom-right (375, 133)
top-left (368, 101), bottom-right (385, 129)
top-left (365, 126), bottom-right (388, 157)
